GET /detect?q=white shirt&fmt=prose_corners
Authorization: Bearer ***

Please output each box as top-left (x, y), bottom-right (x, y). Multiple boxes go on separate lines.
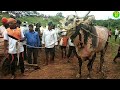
top-left (42, 29), bottom-right (58, 48)
top-left (40, 26), bottom-right (45, 34)
top-left (34, 26), bottom-right (36, 30)
top-left (21, 26), bottom-right (29, 44)
top-left (115, 29), bottom-right (119, 35)
top-left (54, 28), bottom-right (62, 39)
top-left (21, 26), bottom-right (29, 35)
top-left (3, 29), bottom-right (24, 54)
top-left (68, 38), bottom-right (75, 46)
top-left (0, 25), bottom-right (6, 37)
top-left (118, 33), bottom-right (120, 38)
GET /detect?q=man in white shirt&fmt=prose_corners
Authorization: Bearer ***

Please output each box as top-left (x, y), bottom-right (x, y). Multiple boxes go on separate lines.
top-left (115, 27), bottom-right (119, 42)
top-left (21, 22), bottom-right (29, 60)
top-left (52, 24), bottom-right (61, 57)
top-left (67, 38), bottom-right (78, 63)
top-left (4, 18), bottom-right (25, 79)
top-left (0, 17), bottom-right (9, 37)
top-left (0, 17), bottom-right (9, 57)
top-left (42, 22), bottom-right (58, 65)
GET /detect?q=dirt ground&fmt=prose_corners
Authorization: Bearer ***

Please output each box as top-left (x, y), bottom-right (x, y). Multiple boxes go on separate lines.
top-left (1, 43), bottom-right (120, 79)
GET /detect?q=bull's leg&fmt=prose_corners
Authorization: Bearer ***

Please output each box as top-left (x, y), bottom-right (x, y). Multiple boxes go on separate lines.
top-left (98, 40), bottom-right (108, 67)
top-left (90, 53), bottom-right (96, 70)
top-left (99, 41), bottom-right (108, 72)
top-left (76, 58), bottom-right (82, 78)
top-left (87, 53), bottom-right (96, 78)
top-left (99, 49), bottom-right (108, 79)
top-left (104, 41), bottom-right (108, 52)
top-left (99, 50), bottom-right (104, 72)
top-left (113, 55), bottom-right (118, 63)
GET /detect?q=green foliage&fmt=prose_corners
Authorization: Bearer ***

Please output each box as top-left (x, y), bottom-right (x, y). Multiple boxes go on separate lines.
top-left (0, 12), bottom-right (64, 27)
top-left (94, 19), bottom-right (120, 30)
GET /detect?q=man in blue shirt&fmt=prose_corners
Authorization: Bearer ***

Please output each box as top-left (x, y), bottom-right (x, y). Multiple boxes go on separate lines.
top-left (25, 24), bottom-right (40, 64)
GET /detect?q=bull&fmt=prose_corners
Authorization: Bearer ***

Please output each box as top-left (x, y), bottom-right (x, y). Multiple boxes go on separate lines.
top-left (60, 12), bottom-right (109, 78)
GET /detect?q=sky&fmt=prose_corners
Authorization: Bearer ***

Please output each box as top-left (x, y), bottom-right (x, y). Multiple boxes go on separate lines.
top-left (37, 11), bottom-right (120, 20)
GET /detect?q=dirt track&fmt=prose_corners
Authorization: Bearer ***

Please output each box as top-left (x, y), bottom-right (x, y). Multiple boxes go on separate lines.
top-left (1, 43), bottom-right (120, 79)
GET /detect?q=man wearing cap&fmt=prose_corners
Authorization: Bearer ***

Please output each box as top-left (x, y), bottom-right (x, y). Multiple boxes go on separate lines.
top-left (3, 18), bottom-right (26, 79)
top-left (0, 17), bottom-right (9, 59)
top-left (42, 22), bottom-right (58, 65)
top-left (0, 17), bottom-right (9, 37)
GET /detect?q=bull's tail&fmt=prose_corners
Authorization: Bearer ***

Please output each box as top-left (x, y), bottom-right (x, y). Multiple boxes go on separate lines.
top-left (104, 35), bottom-right (109, 52)
top-left (104, 41), bottom-right (108, 52)
top-left (105, 30), bottom-right (109, 50)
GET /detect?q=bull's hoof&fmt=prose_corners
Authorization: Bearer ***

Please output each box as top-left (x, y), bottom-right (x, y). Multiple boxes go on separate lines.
top-left (76, 74), bottom-right (81, 78)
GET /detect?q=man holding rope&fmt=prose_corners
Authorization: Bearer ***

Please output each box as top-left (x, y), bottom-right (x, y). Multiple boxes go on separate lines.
top-left (42, 22), bottom-right (58, 65)
top-left (4, 18), bottom-right (26, 79)
top-left (25, 24), bottom-right (40, 65)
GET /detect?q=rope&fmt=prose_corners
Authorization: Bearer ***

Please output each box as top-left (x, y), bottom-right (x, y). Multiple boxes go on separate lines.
top-left (21, 37), bottom-right (61, 49)
top-left (0, 28), bottom-right (119, 48)
top-left (63, 22), bottom-right (119, 47)
top-left (81, 27), bottom-right (120, 47)
top-left (0, 35), bottom-right (62, 49)
top-left (16, 42), bottom-right (20, 66)
top-left (74, 11), bottom-right (119, 47)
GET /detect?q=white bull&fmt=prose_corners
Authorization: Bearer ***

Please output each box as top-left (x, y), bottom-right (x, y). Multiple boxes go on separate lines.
top-left (60, 14), bottom-right (109, 78)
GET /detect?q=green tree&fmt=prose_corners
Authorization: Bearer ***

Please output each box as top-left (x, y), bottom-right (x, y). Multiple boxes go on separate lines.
top-left (56, 12), bottom-right (64, 18)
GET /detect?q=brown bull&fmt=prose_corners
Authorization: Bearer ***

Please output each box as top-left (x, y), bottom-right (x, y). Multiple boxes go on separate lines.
top-left (60, 14), bottom-right (109, 78)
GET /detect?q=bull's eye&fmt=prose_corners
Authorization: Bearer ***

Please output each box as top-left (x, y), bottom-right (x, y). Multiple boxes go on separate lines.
top-left (70, 19), bottom-right (73, 22)
top-left (65, 22), bottom-right (68, 26)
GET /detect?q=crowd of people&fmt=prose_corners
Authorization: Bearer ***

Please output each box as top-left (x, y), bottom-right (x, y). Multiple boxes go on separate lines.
top-left (0, 17), bottom-right (78, 79)
top-left (1, 16), bottom-right (120, 79)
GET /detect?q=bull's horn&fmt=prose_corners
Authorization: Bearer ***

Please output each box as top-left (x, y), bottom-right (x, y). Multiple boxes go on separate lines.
top-left (75, 11), bottom-right (78, 17)
top-left (75, 11), bottom-right (82, 19)
top-left (83, 11), bottom-right (91, 21)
